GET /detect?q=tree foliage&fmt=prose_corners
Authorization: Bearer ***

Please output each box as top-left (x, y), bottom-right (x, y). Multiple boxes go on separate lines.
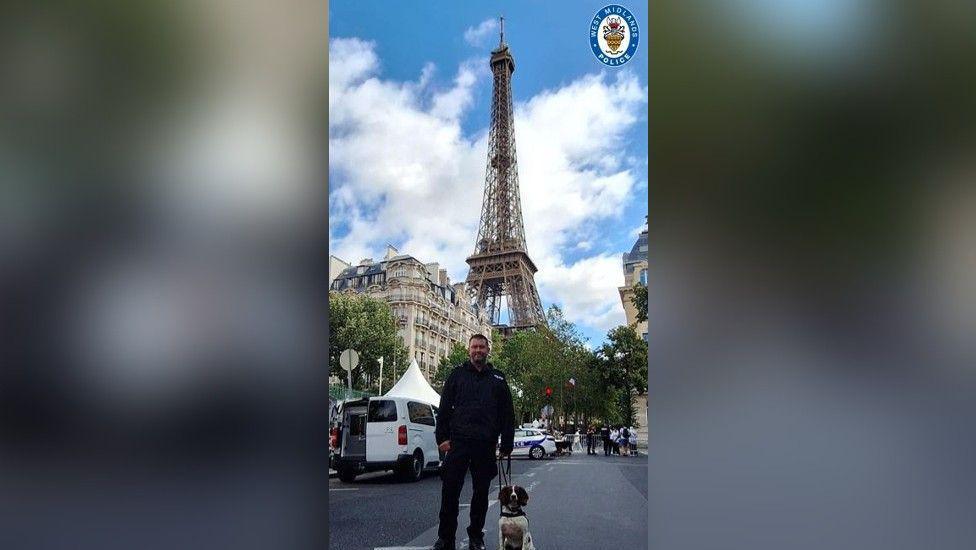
top-left (328, 291), bottom-right (408, 394)
top-left (490, 306), bottom-right (605, 429)
top-left (432, 342), bottom-right (469, 394)
top-left (598, 325), bottom-right (649, 427)
top-left (631, 283), bottom-right (647, 324)
top-left (414, 305), bottom-right (649, 431)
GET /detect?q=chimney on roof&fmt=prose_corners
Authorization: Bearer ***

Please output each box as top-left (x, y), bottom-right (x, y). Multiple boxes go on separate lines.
top-left (385, 244), bottom-right (398, 260)
top-left (360, 258), bottom-right (373, 265)
top-left (439, 269), bottom-right (448, 286)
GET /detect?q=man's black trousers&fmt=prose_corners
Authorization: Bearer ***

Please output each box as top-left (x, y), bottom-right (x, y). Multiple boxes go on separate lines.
top-left (603, 438), bottom-right (611, 455)
top-left (438, 438), bottom-right (498, 542)
top-left (586, 436), bottom-right (595, 454)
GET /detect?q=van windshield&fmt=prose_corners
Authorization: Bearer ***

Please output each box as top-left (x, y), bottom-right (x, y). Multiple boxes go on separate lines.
top-left (368, 400), bottom-right (397, 422)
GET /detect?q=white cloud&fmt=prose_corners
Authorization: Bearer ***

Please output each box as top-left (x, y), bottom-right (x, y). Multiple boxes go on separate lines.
top-left (431, 61), bottom-right (479, 120)
top-left (536, 254), bottom-right (628, 333)
top-left (464, 19), bottom-right (499, 47)
top-left (328, 37), bottom-right (646, 337)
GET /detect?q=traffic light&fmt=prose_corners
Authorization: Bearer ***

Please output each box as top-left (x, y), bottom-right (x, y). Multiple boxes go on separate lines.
top-left (545, 386), bottom-right (552, 397)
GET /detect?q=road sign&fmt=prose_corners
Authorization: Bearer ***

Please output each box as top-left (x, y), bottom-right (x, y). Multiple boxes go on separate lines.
top-left (340, 349), bottom-right (359, 372)
top-left (339, 349), bottom-right (359, 395)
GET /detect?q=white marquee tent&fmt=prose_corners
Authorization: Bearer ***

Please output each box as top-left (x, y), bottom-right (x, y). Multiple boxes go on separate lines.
top-left (384, 358), bottom-right (442, 407)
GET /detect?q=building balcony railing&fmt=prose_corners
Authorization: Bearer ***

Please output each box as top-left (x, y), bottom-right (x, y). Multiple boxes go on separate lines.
top-left (388, 289), bottom-right (427, 304)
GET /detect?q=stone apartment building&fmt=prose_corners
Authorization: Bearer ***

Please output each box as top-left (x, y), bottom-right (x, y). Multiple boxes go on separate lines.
top-left (619, 223), bottom-right (648, 342)
top-left (330, 245), bottom-right (492, 382)
top-left (619, 222), bottom-right (648, 445)
top-left (329, 255), bottom-right (351, 287)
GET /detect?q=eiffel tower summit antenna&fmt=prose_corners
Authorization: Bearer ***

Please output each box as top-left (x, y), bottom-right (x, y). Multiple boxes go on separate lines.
top-left (466, 22), bottom-right (545, 334)
top-left (499, 16), bottom-right (504, 46)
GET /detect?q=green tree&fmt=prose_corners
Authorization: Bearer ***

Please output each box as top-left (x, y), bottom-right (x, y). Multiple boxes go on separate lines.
top-left (492, 307), bottom-right (595, 430)
top-left (329, 291), bottom-right (408, 394)
top-left (631, 283), bottom-right (647, 324)
top-left (599, 325), bottom-right (649, 427)
top-left (545, 306), bottom-right (592, 430)
top-left (432, 342), bottom-right (469, 393)
top-left (572, 349), bottom-right (607, 428)
top-left (499, 327), bottom-right (558, 426)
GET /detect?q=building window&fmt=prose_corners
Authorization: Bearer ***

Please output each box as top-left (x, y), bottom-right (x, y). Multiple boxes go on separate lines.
top-left (639, 269), bottom-right (647, 286)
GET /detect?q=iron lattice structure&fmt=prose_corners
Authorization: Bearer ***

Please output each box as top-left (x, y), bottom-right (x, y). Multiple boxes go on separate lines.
top-left (466, 20), bottom-right (546, 331)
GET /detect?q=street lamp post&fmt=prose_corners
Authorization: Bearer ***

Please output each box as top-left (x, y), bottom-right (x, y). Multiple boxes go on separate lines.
top-left (545, 386), bottom-right (552, 431)
top-left (378, 356), bottom-right (384, 395)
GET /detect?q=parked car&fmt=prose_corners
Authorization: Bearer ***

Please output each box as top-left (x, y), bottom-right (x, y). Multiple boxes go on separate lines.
top-left (330, 396), bottom-right (441, 482)
top-left (509, 427), bottom-right (556, 459)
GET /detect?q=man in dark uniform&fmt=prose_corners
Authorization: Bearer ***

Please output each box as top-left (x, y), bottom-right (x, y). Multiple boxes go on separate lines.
top-left (432, 334), bottom-right (515, 550)
top-left (601, 424), bottom-right (611, 456)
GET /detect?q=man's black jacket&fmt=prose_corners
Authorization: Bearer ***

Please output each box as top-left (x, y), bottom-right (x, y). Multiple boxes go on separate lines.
top-left (436, 360), bottom-right (515, 454)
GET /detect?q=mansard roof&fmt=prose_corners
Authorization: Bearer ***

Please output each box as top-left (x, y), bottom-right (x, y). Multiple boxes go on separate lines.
top-left (623, 228), bottom-right (648, 266)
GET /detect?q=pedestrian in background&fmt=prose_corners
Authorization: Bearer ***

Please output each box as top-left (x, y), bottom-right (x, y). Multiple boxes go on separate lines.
top-left (432, 334), bottom-right (515, 550)
top-left (610, 427), bottom-right (619, 455)
top-left (601, 424), bottom-right (611, 456)
top-left (620, 425), bottom-right (630, 456)
top-left (586, 426), bottom-right (596, 454)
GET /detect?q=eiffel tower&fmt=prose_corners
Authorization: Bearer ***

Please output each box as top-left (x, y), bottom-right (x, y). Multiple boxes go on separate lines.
top-left (466, 17), bottom-right (546, 333)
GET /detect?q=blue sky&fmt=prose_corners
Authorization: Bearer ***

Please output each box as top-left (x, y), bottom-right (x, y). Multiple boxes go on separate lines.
top-left (329, 1), bottom-right (648, 347)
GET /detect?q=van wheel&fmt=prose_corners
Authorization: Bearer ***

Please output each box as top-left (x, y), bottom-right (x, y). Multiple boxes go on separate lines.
top-left (530, 445), bottom-right (545, 460)
top-left (338, 466), bottom-right (357, 483)
top-left (399, 450), bottom-right (424, 482)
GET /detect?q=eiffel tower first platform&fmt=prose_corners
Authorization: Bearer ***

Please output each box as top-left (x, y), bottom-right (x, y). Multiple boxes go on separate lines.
top-left (466, 18), bottom-right (546, 335)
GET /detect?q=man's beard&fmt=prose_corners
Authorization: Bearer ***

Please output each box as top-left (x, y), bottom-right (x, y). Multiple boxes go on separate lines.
top-left (471, 354), bottom-right (487, 366)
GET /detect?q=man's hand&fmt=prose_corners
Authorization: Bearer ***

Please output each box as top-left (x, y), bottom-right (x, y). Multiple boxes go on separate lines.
top-left (497, 448), bottom-right (512, 459)
top-left (438, 440), bottom-right (451, 452)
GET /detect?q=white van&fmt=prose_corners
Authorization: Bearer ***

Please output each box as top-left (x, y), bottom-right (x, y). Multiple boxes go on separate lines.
top-left (330, 396), bottom-right (441, 482)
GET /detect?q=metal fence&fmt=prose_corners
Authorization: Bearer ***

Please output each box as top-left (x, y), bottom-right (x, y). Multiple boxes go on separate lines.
top-left (329, 386), bottom-right (375, 402)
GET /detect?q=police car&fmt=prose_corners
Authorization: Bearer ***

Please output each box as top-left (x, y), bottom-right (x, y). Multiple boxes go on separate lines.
top-left (509, 428), bottom-right (556, 459)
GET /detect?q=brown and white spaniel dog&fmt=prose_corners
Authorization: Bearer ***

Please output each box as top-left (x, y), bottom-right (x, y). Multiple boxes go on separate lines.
top-left (497, 485), bottom-right (534, 550)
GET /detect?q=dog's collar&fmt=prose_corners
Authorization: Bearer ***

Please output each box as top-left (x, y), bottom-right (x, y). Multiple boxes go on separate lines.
top-left (500, 509), bottom-right (526, 518)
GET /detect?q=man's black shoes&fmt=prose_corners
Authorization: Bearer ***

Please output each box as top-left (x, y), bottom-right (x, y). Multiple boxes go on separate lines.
top-left (467, 535), bottom-right (486, 550)
top-left (432, 539), bottom-right (455, 550)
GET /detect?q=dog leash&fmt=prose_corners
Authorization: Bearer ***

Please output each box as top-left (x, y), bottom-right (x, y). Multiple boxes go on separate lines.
top-left (496, 452), bottom-right (512, 491)
top-left (497, 452), bottom-right (528, 522)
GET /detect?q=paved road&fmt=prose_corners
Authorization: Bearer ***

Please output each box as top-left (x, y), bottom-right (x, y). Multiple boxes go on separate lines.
top-left (329, 451), bottom-right (647, 549)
